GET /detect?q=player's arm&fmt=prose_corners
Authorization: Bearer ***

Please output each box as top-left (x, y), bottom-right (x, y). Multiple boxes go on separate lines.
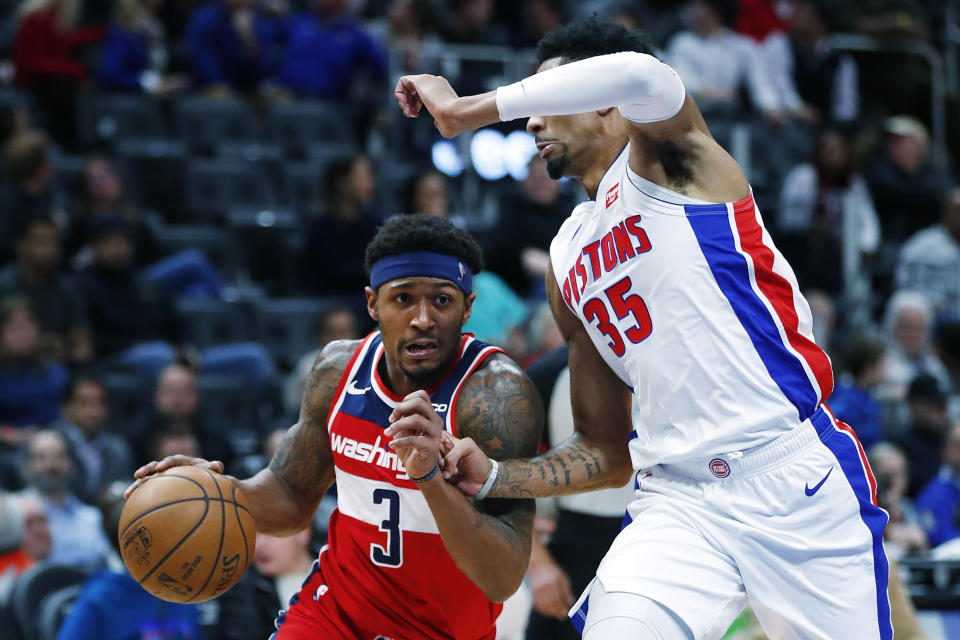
top-left (385, 357), bottom-right (542, 602)
top-left (127, 340), bottom-right (356, 536)
top-left (444, 266), bottom-right (634, 499)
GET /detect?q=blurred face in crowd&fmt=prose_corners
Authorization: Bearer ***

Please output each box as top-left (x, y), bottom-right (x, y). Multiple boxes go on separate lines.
top-left (860, 354), bottom-right (888, 389)
top-left (155, 433), bottom-right (200, 459)
top-left (92, 232), bottom-right (133, 272)
top-left (19, 222), bottom-right (60, 275)
top-left (346, 157), bottom-right (376, 206)
top-left (1, 307), bottom-right (40, 359)
top-left (253, 528), bottom-right (312, 577)
top-left (815, 131), bottom-right (851, 177)
top-left (688, 1), bottom-right (721, 36)
top-left (945, 425), bottom-right (960, 472)
top-left (872, 449), bottom-right (909, 500)
top-left (522, 156), bottom-right (562, 206)
top-left (85, 158), bottom-right (124, 210)
top-left (155, 365), bottom-right (199, 421)
top-left (893, 307), bottom-right (928, 356)
top-left (24, 432), bottom-right (73, 498)
top-left (20, 496), bottom-right (52, 561)
top-left (888, 132), bottom-right (926, 173)
top-left (317, 309), bottom-right (359, 346)
top-left (64, 381), bottom-right (108, 438)
top-left (412, 172), bottom-right (449, 217)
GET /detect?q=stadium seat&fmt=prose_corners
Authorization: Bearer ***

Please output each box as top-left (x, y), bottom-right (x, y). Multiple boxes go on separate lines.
top-left (116, 139), bottom-right (188, 222)
top-left (103, 373), bottom-right (153, 443)
top-left (9, 563), bottom-right (88, 640)
top-left (227, 208), bottom-right (300, 295)
top-left (266, 101), bottom-right (353, 156)
top-left (196, 373), bottom-right (259, 441)
top-left (898, 557), bottom-right (960, 610)
top-left (184, 158), bottom-right (275, 219)
top-left (76, 93), bottom-right (166, 146)
top-left (177, 298), bottom-right (251, 349)
top-left (36, 583), bottom-right (83, 640)
top-left (254, 297), bottom-right (340, 371)
top-left (174, 97), bottom-right (259, 151)
top-left (282, 161), bottom-right (326, 212)
top-left (0, 569), bottom-right (21, 640)
top-left (154, 224), bottom-right (241, 283)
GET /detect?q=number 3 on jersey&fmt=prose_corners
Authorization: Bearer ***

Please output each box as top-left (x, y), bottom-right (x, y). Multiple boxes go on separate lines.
top-left (370, 488), bottom-right (403, 567)
top-left (583, 276), bottom-right (652, 357)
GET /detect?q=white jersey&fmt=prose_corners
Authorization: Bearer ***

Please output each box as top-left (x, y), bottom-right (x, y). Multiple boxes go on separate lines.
top-left (549, 144), bottom-right (833, 468)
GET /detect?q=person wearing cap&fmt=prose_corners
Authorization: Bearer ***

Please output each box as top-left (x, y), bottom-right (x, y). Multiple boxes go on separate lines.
top-left (126, 214), bottom-right (543, 639)
top-left (895, 374), bottom-right (952, 497)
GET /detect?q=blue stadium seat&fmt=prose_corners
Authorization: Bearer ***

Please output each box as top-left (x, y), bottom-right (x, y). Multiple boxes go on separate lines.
top-left (184, 158), bottom-right (275, 219)
top-left (174, 97), bottom-right (259, 150)
top-left (154, 225), bottom-right (241, 283)
top-left (9, 563), bottom-right (88, 640)
top-left (76, 93), bottom-right (166, 146)
top-left (254, 297), bottom-right (340, 371)
top-left (196, 374), bottom-right (259, 444)
top-left (103, 373), bottom-right (153, 443)
top-left (177, 298), bottom-right (251, 349)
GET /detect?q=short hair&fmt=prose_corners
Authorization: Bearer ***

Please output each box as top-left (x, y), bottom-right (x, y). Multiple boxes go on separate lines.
top-left (3, 130), bottom-right (50, 183)
top-left (364, 213), bottom-right (483, 276)
top-left (61, 375), bottom-right (106, 404)
top-left (842, 334), bottom-right (886, 379)
top-left (907, 374), bottom-right (947, 406)
top-left (15, 212), bottom-right (57, 241)
top-left (536, 15), bottom-right (655, 64)
top-left (322, 155), bottom-right (368, 203)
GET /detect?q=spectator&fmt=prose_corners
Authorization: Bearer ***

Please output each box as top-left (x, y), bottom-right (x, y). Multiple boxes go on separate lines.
top-left (148, 425), bottom-right (201, 460)
top-left (881, 290), bottom-right (952, 400)
top-left (916, 423), bottom-right (960, 548)
top-left (665, 0), bottom-right (784, 120)
top-left (11, 0), bottom-right (106, 147)
top-left (246, 527), bottom-right (316, 636)
top-left (869, 442), bottom-right (928, 558)
top-left (20, 429), bottom-right (110, 569)
top-left (896, 374), bottom-right (952, 497)
top-left (55, 377), bottom-right (134, 504)
top-left (0, 215), bottom-right (92, 365)
top-left (787, 0), bottom-right (859, 123)
top-left (368, 0), bottom-right (441, 72)
top-left (97, 0), bottom-right (189, 96)
top-left (299, 156), bottom-right (381, 297)
top-left (864, 116), bottom-right (953, 242)
top-left (776, 127), bottom-right (879, 306)
top-left (404, 169), bottom-right (450, 218)
top-left (67, 155), bottom-right (160, 268)
top-left (149, 363), bottom-right (228, 465)
top-left (277, 0), bottom-right (388, 100)
top-left (895, 187), bottom-right (960, 320)
top-left (185, 0), bottom-right (281, 95)
top-left (0, 492), bottom-right (52, 576)
top-left (74, 214), bottom-right (181, 361)
top-left (55, 483), bottom-right (203, 640)
top-left (828, 334), bottom-right (887, 451)
top-left (0, 130), bottom-right (65, 265)
top-left (0, 296), bottom-right (69, 434)
top-left (486, 155), bottom-right (573, 297)
top-left (438, 0), bottom-right (509, 94)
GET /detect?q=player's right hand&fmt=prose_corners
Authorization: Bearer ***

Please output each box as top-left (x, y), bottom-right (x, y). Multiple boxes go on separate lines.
top-left (529, 557), bottom-right (575, 619)
top-left (124, 456), bottom-right (225, 499)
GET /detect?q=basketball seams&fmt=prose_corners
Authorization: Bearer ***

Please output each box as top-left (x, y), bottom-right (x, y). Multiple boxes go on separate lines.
top-left (184, 468), bottom-right (228, 602)
top-left (231, 483), bottom-right (252, 580)
top-left (137, 480), bottom-right (210, 586)
top-left (119, 496), bottom-right (252, 539)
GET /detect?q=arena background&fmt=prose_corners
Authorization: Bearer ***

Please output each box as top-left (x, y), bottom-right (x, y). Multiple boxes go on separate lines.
top-left (0, 0), bottom-right (959, 638)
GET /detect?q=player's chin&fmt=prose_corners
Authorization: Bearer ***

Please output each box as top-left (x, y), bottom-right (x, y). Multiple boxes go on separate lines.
top-left (545, 156), bottom-right (568, 180)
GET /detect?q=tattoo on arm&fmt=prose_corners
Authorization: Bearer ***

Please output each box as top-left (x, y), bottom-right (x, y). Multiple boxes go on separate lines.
top-left (268, 340), bottom-right (356, 513)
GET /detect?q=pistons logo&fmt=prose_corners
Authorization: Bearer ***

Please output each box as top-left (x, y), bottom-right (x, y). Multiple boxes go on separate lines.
top-left (605, 182), bottom-right (619, 208)
top-left (709, 458), bottom-right (730, 478)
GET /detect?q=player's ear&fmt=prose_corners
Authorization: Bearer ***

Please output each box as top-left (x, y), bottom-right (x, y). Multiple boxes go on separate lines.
top-left (461, 292), bottom-right (477, 327)
top-left (365, 286), bottom-right (379, 322)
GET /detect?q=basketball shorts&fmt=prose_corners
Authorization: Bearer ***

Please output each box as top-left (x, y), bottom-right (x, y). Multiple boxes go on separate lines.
top-left (570, 406), bottom-right (892, 639)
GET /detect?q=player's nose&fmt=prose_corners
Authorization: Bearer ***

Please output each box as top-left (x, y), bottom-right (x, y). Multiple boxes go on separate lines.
top-left (526, 116), bottom-right (544, 135)
top-left (410, 300), bottom-right (435, 329)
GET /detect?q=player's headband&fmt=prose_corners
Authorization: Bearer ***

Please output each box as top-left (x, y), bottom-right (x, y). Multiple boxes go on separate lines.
top-left (370, 251), bottom-right (473, 294)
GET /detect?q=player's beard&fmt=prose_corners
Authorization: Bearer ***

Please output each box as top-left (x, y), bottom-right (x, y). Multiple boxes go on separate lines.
top-left (546, 155), bottom-right (569, 180)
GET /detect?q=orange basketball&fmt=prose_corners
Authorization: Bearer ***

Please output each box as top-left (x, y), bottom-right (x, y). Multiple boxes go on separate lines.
top-left (118, 465), bottom-right (256, 603)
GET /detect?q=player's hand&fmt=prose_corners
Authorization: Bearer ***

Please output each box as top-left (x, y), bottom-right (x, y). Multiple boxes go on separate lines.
top-left (394, 74), bottom-right (462, 138)
top-left (385, 390), bottom-right (444, 480)
top-left (124, 456), bottom-right (224, 499)
top-left (529, 556), bottom-right (575, 619)
top-left (441, 434), bottom-right (493, 497)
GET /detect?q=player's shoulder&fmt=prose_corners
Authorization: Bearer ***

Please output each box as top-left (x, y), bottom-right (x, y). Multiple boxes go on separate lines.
top-left (310, 338), bottom-right (364, 381)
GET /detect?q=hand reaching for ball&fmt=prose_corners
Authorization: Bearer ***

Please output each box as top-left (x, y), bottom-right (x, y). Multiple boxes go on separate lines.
top-left (124, 455), bottom-right (225, 499)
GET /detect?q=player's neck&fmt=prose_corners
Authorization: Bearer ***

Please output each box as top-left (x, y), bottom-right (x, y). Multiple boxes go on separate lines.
top-left (379, 354), bottom-right (453, 398)
top-left (582, 142), bottom-right (628, 200)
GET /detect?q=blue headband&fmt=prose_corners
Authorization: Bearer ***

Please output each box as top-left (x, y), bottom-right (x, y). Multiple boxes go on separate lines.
top-left (370, 251), bottom-right (473, 294)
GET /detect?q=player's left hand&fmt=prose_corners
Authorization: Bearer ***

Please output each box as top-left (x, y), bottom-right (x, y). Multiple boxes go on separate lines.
top-left (385, 390), bottom-right (444, 480)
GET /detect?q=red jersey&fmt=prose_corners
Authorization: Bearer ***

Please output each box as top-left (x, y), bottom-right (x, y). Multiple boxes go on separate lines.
top-left (274, 332), bottom-right (503, 640)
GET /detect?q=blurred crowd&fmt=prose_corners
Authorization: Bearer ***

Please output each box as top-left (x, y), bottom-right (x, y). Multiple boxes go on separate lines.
top-left (0, 0), bottom-right (959, 638)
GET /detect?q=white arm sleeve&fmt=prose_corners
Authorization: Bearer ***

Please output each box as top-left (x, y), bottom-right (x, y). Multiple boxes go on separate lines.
top-left (495, 51), bottom-right (686, 124)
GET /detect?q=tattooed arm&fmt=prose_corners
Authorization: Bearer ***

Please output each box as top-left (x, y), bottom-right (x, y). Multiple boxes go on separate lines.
top-left (445, 267), bottom-right (635, 499)
top-left (385, 355), bottom-right (542, 601)
top-left (127, 340), bottom-right (357, 536)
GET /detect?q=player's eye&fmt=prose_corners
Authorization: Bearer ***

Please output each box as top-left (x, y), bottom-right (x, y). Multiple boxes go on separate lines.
top-left (395, 293), bottom-right (411, 304)
top-left (435, 294), bottom-right (451, 305)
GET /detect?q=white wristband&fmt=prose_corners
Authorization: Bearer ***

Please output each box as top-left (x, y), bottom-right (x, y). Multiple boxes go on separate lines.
top-left (474, 459), bottom-right (499, 500)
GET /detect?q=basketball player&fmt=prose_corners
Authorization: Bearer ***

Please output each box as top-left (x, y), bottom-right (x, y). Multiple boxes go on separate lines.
top-left (126, 214), bottom-right (543, 639)
top-left (394, 17), bottom-right (891, 640)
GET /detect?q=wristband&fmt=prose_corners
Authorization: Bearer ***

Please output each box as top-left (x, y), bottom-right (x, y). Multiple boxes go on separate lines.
top-left (474, 459), bottom-right (499, 500)
top-left (411, 460), bottom-right (440, 484)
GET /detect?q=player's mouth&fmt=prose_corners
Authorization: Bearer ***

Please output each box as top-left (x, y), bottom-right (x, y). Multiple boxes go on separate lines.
top-left (536, 139), bottom-right (562, 159)
top-left (403, 340), bottom-right (438, 359)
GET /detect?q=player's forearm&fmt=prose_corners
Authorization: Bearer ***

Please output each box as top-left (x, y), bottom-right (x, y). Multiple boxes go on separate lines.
top-left (418, 474), bottom-right (532, 602)
top-left (435, 91), bottom-right (499, 138)
top-left (490, 433), bottom-right (634, 499)
top-left (238, 468), bottom-right (327, 536)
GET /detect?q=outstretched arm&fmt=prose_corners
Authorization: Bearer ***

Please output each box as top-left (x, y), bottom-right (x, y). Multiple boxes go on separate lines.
top-left (445, 267), bottom-right (634, 499)
top-left (385, 355), bottom-right (542, 602)
top-left (127, 340), bottom-right (357, 536)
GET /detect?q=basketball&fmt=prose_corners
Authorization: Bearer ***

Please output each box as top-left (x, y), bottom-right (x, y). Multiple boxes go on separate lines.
top-left (117, 465), bottom-right (256, 603)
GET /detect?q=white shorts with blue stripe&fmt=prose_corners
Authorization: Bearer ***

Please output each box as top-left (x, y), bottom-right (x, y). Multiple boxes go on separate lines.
top-left (570, 406), bottom-right (892, 640)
